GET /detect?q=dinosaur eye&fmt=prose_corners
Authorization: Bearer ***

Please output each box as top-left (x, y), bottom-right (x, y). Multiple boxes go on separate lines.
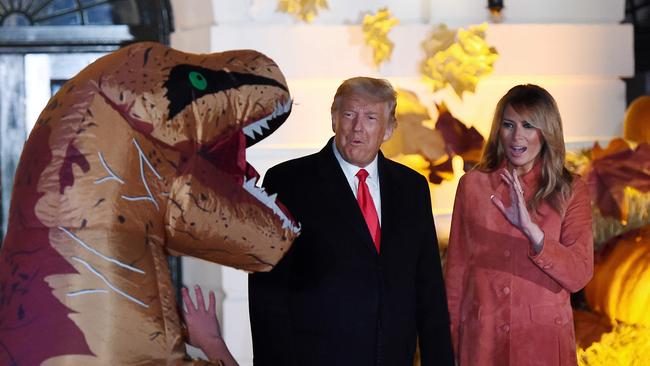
top-left (188, 71), bottom-right (207, 91)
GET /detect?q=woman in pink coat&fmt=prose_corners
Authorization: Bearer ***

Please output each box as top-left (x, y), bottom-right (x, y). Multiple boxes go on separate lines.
top-left (445, 84), bottom-right (593, 366)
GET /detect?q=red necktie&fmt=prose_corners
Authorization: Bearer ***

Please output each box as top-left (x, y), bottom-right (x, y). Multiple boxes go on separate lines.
top-left (356, 169), bottom-right (381, 252)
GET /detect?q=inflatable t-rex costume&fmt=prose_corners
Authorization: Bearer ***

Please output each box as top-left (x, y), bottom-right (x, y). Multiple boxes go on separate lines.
top-left (0, 42), bottom-right (299, 365)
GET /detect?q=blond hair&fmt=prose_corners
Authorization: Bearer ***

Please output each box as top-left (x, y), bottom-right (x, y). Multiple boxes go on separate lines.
top-left (331, 77), bottom-right (397, 125)
top-left (477, 84), bottom-right (574, 213)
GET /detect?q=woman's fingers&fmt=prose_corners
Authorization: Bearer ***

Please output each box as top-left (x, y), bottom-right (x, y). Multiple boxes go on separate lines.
top-left (491, 195), bottom-right (507, 217)
top-left (500, 173), bottom-right (519, 203)
top-left (512, 169), bottom-right (524, 197)
top-left (499, 172), bottom-right (512, 187)
top-left (502, 169), bottom-right (526, 201)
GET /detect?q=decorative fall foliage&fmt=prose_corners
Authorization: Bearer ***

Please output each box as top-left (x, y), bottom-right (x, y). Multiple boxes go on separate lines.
top-left (381, 89), bottom-right (484, 184)
top-left (565, 142), bottom-right (650, 248)
top-left (276, 0), bottom-right (328, 22)
top-left (577, 320), bottom-right (650, 366)
top-left (362, 8), bottom-right (399, 67)
top-left (584, 140), bottom-right (650, 222)
top-left (420, 23), bottom-right (498, 98)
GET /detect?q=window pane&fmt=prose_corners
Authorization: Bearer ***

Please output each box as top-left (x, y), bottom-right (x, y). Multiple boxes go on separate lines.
top-left (3, 12), bottom-right (31, 25)
top-left (36, 0), bottom-right (77, 18)
top-left (80, 0), bottom-right (107, 6)
top-left (37, 11), bottom-right (80, 25)
top-left (1, 0), bottom-right (13, 12)
top-left (27, 0), bottom-right (51, 13)
top-left (84, 3), bottom-right (112, 25)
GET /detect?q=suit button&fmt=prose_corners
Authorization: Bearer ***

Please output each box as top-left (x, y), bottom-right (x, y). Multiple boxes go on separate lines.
top-left (504, 249), bottom-right (511, 257)
top-left (554, 317), bottom-right (563, 325)
top-left (501, 324), bottom-right (510, 332)
top-left (502, 286), bottom-right (510, 295)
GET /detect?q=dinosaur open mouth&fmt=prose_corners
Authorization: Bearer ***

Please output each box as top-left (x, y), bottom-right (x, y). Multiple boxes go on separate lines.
top-left (202, 98), bottom-right (299, 234)
top-left (242, 164), bottom-right (299, 234)
top-left (243, 99), bottom-right (292, 147)
top-left (241, 98), bottom-right (298, 233)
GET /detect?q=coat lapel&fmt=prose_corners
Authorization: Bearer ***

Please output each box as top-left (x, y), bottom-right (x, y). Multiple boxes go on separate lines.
top-left (316, 139), bottom-right (379, 255)
top-left (377, 152), bottom-right (399, 256)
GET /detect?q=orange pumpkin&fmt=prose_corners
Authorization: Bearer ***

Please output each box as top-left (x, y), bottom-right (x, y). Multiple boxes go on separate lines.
top-left (623, 95), bottom-right (650, 144)
top-left (584, 226), bottom-right (650, 326)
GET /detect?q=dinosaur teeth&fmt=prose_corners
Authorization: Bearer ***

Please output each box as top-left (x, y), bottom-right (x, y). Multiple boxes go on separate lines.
top-left (251, 123), bottom-right (263, 136)
top-left (243, 126), bottom-right (256, 139)
top-left (243, 99), bottom-right (293, 141)
top-left (241, 177), bottom-right (300, 234)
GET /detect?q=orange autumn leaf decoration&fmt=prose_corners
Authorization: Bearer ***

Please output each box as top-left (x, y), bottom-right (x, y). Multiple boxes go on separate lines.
top-left (585, 138), bottom-right (650, 221)
top-left (382, 90), bottom-right (484, 184)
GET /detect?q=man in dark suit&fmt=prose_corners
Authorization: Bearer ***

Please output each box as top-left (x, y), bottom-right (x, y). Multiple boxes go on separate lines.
top-left (248, 77), bottom-right (454, 366)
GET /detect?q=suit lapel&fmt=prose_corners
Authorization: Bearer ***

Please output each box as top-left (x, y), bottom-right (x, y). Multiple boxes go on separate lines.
top-left (316, 139), bottom-right (378, 255)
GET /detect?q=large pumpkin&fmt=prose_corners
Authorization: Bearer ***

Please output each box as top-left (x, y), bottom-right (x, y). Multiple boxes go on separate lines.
top-left (584, 225), bottom-right (650, 326)
top-left (623, 95), bottom-right (650, 144)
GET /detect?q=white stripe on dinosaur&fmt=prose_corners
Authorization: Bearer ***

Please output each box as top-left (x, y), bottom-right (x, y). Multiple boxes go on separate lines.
top-left (58, 226), bottom-right (145, 274)
top-left (71, 256), bottom-right (149, 308)
top-left (67, 289), bottom-right (109, 297)
top-left (121, 138), bottom-right (162, 210)
top-left (94, 151), bottom-right (125, 184)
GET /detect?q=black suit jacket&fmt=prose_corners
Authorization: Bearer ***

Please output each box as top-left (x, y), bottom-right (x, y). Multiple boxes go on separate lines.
top-left (249, 139), bottom-right (454, 366)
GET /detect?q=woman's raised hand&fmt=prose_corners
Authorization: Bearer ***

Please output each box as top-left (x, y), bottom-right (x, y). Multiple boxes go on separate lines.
top-left (491, 168), bottom-right (544, 253)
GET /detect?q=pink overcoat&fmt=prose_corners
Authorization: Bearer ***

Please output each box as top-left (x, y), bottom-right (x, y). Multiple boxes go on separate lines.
top-left (445, 163), bottom-right (593, 366)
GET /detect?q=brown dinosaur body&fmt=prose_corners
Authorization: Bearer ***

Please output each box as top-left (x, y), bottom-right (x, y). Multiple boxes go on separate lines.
top-left (0, 42), bottom-right (298, 365)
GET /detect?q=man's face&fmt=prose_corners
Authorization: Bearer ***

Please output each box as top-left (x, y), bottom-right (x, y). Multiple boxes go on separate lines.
top-left (332, 96), bottom-right (394, 167)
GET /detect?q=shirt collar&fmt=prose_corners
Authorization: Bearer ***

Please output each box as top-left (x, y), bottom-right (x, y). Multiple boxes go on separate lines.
top-left (332, 140), bottom-right (379, 181)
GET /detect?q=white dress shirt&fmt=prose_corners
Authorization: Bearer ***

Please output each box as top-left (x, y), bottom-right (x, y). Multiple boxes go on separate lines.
top-left (332, 141), bottom-right (382, 224)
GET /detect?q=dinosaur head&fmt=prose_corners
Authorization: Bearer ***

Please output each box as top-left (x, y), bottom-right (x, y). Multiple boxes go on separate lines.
top-left (95, 43), bottom-right (300, 271)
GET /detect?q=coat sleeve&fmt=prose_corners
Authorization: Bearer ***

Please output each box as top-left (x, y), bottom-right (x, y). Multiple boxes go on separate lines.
top-left (416, 176), bottom-right (455, 366)
top-left (444, 174), bottom-right (470, 357)
top-left (528, 178), bottom-right (594, 292)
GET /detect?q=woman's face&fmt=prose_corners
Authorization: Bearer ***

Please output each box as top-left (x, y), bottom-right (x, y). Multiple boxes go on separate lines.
top-left (499, 104), bottom-right (543, 175)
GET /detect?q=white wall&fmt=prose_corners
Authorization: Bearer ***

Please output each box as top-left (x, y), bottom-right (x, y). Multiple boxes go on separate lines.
top-left (171, 1), bottom-right (633, 364)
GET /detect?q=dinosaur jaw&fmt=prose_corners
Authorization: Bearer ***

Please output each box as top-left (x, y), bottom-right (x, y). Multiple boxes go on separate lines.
top-left (241, 99), bottom-right (300, 234)
top-left (243, 98), bottom-right (293, 147)
top-left (242, 166), bottom-right (300, 234)
top-left (240, 97), bottom-right (299, 233)
top-left (199, 98), bottom-right (299, 235)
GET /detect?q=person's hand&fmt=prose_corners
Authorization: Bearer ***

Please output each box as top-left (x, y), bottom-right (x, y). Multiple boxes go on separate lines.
top-left (182, 285), bottom-right (238, 365)
top-left (491, 168), bottom-right (544, 252)
top-left (182, 285), bottom-right (221, 349)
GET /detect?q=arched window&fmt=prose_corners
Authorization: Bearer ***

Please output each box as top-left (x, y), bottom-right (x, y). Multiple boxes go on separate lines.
top-left (0, 1), bottom-right (179, 288)
top-left (0, 0), bottom-right (173, 51)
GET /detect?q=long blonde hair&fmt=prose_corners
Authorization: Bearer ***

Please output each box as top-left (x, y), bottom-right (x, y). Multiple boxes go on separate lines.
top-left (477, 84), bottom-right (574, 213)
